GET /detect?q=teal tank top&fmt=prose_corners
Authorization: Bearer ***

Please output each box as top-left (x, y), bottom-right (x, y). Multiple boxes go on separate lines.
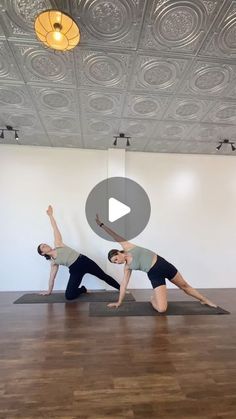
top-left (127, 246), bottom-right (156, 272)
top-left (52, 245), bottom-right (79, 267)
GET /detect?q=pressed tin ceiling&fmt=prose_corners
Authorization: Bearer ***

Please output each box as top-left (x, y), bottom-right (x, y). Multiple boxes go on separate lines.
top-left (0, 0), bottom-right (236, 155)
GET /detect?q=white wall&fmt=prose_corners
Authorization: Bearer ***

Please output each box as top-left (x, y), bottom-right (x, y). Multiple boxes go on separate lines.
top-left (0, 144), bottom-right (235, 291)
top-left (0, 145), bottom-right (109, 291)
top-left (125, 152), bottom-right (236, 289)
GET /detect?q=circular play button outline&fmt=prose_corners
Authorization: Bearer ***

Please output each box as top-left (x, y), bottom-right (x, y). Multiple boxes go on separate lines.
top-left (85, 176), bottom-right (151, 242)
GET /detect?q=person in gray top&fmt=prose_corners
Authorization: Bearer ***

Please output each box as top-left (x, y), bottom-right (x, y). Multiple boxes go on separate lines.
top-left (95, 214), bottom-right (217, 312)
top-left (37, 206), bottom-right (120, 300)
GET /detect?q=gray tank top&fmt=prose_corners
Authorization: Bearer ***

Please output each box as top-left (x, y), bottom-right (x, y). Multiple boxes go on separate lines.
top-left (52, 245), bottom-right (79, 267)
top-left (127, 246), bottom-right (156, 272)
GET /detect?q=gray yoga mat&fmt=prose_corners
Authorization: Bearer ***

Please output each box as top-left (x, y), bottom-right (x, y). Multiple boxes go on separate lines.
top-left (13, 291), bottom-right (135, 304)
top-left (89, 301), bottom-right (230, 316)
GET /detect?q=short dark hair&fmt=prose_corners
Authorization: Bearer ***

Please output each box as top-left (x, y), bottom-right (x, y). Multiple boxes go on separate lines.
top-left (37, 244), bottom-right (51, 260)
top-left (108, 249), bottom-right (124, 262)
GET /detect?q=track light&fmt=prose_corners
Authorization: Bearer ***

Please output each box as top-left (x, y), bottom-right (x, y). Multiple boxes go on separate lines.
top-left (0, 126), bottom-right (20, 142)
top-left (216, 139), bottom-right (235, 152)
top-left (113, 133), bottom-right (131, 148)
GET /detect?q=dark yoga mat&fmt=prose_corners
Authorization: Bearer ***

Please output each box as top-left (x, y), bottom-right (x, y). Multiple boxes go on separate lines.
top-left (89, 301), bottom-right (230, 316)
top-left (13, 291), bottom-right (135, 304)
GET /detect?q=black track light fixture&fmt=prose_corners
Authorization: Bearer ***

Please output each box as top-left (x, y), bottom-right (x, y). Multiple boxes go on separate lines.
top-left (216, 139), bottom-right (235, 152)
top-left (0, 125), bottom-right (20, 142)
top-left (113, 133), bottom-right (131, 148)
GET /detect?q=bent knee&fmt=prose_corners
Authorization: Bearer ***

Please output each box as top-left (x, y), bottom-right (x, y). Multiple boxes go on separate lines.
top-left (65, 291), bottom-right (75, 301)
top-left (151, 299), bottom-right (168, 313)
top-left (157, 305), bottom-right (168, 313)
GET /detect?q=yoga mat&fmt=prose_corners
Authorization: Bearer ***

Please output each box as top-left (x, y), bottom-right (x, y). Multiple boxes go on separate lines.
top-left (13, 291), bottom-right (135, 304)
top-left (89, 301), bottom-right (230, 316)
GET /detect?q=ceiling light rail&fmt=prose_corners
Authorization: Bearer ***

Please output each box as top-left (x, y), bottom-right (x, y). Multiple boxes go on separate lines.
top-left (0, 126), bottom-right (19, 141)
top-left (216, 139), bottom-right (236, 152)
top-left (113, 133), bottom-right (131, 148)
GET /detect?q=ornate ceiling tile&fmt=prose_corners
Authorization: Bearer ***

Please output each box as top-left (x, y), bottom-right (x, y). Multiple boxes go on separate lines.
top-left (179, 60), bottom-right (236, 97)
top-left (0, 17), bottom-right (6, 39)
top-left (203, 102), bottom-right (236, 123)
top-left (29, 86), bottom-right (78, 113)
top-left (71, 0), bottom-right (146, 49)
top-left (48, 133), bottom-right (83, 148)
top-left (75, 50), bottom-right (133, 89)
top-left (164, 97), bottom-right (215, 121)
top-left (0, 1), bottom-right (235, 155)
top-left (119, 118), bottom-right (156, 138)
top-left (199, 0), bottom-right (236, 60)
top-left (139, 0), bottom-right (220, 54)
top-left (0, 0), bottom-right (55, 39)
top-left (79, 90), bottom-right (124, 117)
top-left (154, 121), bottom-right (194, 139)
top-left (82, 116), bottom-right (120, 135)
top-left (40, 114), bottom-right (81, 133)
top-left (145, 138), bottom-right (182, 153)
top-left (172, 140), bottom-right (219, 154)
top-left (188, 123), bottom-right (236, 143)
top-left (83, 134), bottom-right (112, 149)
top-left (19, 131), bottom-right (51, 147)
top-left (123, 93), bottom-right (170, 119)
top-left (130, 54), bottom-right (190, 92)
top-left (11, 42), bottom-right (76, 85)
top-left (0, 110), bottom-right (43, 130)
top-left (146, 138), bottom-right (224, 155)
top-left (187, 123), bottom-right (223, 141)
top-left (0, 84), bottom-right (32, 109)
top-left (0, 41), bottom-right (24, 82)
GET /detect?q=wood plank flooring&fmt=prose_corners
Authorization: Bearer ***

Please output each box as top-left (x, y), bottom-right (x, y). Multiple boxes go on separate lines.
top-left (0, 289), bottom-right (235, 419)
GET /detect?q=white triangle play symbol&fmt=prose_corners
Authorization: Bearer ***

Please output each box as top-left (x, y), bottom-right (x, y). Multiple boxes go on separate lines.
top-left (109, 197), bottom-right (131, 222)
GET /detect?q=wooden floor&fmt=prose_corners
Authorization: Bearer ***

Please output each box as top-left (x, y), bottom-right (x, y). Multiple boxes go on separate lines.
top-left (0, 289), bottom-right (236, 419)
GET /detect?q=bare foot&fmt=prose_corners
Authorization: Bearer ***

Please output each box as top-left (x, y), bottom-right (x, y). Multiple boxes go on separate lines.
top-left (200, 299), bottom-right (217, 308)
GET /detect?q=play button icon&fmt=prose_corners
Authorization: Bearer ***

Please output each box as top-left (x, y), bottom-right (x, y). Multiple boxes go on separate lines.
top-left (109, 198), bottom-right (131, 222)
top-left (85, 176), bottom-right (151, 242)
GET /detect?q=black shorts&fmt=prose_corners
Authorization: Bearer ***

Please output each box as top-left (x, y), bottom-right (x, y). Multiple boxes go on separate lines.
top-left (147, 255), bottom-right (178, 288)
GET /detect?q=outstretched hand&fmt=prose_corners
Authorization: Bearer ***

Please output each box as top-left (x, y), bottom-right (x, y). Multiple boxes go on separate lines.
top-left (46, 205), bottom-right (53, 216)
top-left (38, 291), bottom-right (51, 296)
top-left (95, 213), bottom-right (102, 226)
top-left (107, 302), bottom-right (121, 309)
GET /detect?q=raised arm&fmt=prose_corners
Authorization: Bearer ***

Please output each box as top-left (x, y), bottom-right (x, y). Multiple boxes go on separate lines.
top-left (95, 214), bottom-right (134, 251)
top-left (47, 205), bottom-right (63, 247)
top-left (107, 266), bottom-right (132, 308)
top-left (39, 263), bottom-right (59, 295)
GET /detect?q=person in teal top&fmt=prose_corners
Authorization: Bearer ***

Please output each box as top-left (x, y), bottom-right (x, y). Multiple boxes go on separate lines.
top-left (37, 206), bottom-right (120, 300)
top-left (95, 214), bottom-right (217, 312)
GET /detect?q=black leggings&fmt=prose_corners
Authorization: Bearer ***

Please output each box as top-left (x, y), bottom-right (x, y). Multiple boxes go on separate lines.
top-left (65, 254), bottom-right (120, 300)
